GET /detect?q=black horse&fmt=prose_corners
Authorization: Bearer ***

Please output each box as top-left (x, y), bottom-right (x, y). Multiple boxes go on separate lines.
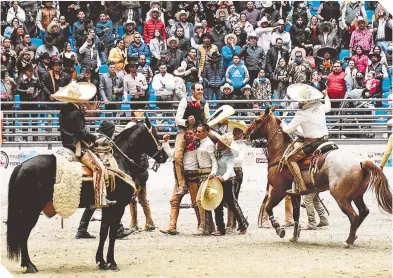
top-left (6, 119), bottom-right (168, 273)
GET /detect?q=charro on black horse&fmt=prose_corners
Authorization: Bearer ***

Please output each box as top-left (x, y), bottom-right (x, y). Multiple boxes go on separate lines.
top-left (6, 82), bottom-right (168, 273)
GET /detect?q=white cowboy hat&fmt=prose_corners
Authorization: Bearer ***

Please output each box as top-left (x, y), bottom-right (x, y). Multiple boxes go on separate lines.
top-left (47, 22), bottom-right (58, 33)
top-left (173, 66), bottom-right (186, 76)
top-left (354, 16), bottom-right (368, 27)
top-left (261, 1), bottom-right (273, 8)
top-left (228, 120), bottom-right (248, 133)
top-left (225, 33), bottom-right (237, 45)
top-left (211, 130), bottom-right (239, 152)
top-left (240, 84), bottom-right (253, 93)
top-left (287, 84), bottom-right (324, 104)
top-left (220, 83), bottom-right (234, 93)
top-left (149, 8), bottom-right (162, 18)
top-left (387, 119), bottom-right (393, 127)
top-left (216, 8), bottom-right (229, 20)
top-left (194, 23), bottom-right (204, 32)
top-left (166, 36), bottom-right (179, 45)
top-left (206, 105), bottom-right (236, 127)
top-left (274, 19), bottom-right (285, 26)
top-left (199, 177), bottom-right (224, 211)
top-left (150, 1), bottom-right (161, 8)
top-left (53, 82), bottom-right (96, 103)
top-left (247, 32), bottom-right (259, 40)
top-left (123, 19), bottom-right (136, 29)
top-left (257, 16), bottom-right (269, 27)
top-left (175, 10), bottom-right (190, 21)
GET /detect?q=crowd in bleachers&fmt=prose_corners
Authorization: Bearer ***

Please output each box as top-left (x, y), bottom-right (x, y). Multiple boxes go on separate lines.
top-left (0, 1), bottom-right (392, 141)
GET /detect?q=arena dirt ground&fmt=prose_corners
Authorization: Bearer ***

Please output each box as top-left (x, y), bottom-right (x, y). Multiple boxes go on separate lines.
top-left (1, 163), bottom-right (392, 278)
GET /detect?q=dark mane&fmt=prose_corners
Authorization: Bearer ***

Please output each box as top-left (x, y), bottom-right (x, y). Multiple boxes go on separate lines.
top-left (113, 123), bottom-right (141, 144)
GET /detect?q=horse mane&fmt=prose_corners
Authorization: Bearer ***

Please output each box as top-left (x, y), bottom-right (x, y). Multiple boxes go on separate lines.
top-left (273, 114), bottom-right (293, 144)
top-left (113, 124), bottom-right (141, 144)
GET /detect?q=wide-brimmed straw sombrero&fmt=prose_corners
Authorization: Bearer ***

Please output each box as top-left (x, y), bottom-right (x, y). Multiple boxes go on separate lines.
top-left (228, 120), bottom-right (248, 133)
top-left (287, 84), bottom-right (324, 104)
top-left (206, 105), bottom-right (236, 127)
top-left (200, 177), bottom-right (224, 211)
top-left (53, 82), bottom-right (96, 103)
top-left (317, 46), bottom-right (338, 58)
top-left (210, 130), bottom-right (238, 151)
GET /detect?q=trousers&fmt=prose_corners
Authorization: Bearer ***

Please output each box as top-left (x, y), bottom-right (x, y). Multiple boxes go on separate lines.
top-left (304, 193), bottom-right (328, 227)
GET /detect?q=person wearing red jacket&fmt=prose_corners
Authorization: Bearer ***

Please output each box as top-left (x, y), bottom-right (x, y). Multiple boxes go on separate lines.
top-left (327, 61), bottom-right (351, 110)
top-left (143, 8), bottom-right (167, 45)
top-left (364, 72), bottom-right (381, 96)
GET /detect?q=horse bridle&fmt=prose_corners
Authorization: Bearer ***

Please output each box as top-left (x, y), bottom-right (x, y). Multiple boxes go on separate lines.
top-left (246, 112), bottom-right (282, 148)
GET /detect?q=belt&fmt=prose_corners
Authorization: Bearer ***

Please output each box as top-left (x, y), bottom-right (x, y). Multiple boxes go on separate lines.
top-left (198, 168), bottom-right (212, 174)
top-left (304, 135), bottom-right (329, 143)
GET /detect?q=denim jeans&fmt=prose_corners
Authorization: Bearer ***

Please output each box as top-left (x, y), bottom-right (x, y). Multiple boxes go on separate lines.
top-left (205, 86), bottom-right (222, 100)
top-left (185, 82), bottom-right (193, 97)
top-left (100, 47), bottom-right (109, 64)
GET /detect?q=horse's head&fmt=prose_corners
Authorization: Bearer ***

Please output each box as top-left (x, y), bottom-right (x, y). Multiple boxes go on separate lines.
top-left (142, 117), bottom-right (168, 164)
top-left (243, 106), bottom-right (281, 142)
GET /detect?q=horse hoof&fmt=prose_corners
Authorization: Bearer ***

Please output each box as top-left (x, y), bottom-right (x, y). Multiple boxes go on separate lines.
top-left (277, 228), bottom-right (285, 238)
top-left (25, 266), bottom-right (38, 274)
top-left (97, 262), bottom-right (109, 270)
top-left (289, 236), bottom-right (299, 243)
top-left (109, 264), bottom-right (120, 271)
top-left (343, 242), bottom-right (354, 249)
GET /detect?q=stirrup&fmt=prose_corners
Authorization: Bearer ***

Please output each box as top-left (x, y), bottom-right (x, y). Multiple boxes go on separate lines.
top-left (286, 189), bottom-right (300, 196)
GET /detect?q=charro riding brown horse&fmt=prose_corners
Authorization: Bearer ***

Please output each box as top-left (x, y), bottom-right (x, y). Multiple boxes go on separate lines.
top-left (243, 106), bottom-right (392, 247)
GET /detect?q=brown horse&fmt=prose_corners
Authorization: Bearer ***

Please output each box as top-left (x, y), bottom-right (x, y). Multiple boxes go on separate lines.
top-left (243, 106), bottom-right (392, 247)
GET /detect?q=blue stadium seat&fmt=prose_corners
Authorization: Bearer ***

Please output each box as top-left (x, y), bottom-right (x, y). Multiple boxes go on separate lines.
top-left (366, 10), bottom-right (374, 22)
top-left (121, 95), bottom-right (131, 111)
top-left (99, 65), bottom-right (109, 74)
top-left (118, 26), bottom-right (124, 38)
top-left (14, 95), bottom-right (21, 110)
top-left (75, 65), bottom-right (81, 77)
top-left (382, 77), bottom-right (391, 92)
top-left (339, 49), bottom-right (350, 61)
top-left (31, 38), bottom-right (43, 47)
top-left (137, 26), bottom-right (143, 35)
top-left (149, 94), bottom-right (157, 109)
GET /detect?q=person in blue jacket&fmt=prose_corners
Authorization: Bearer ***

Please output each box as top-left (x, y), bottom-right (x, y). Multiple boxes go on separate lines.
top-left (221, 34), bottom-right (241, 69)
top-left (225, 54), bottom-right (249, 97)
top-left (127, 32), bottom-right (150, 60)
top-left (95, 12), bottom-right (116, 64)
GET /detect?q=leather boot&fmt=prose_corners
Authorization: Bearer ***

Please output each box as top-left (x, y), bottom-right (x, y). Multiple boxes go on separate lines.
top-left (226, 209), bottom-right (234, 233)
top-left (207, 212), bottom-right (216, 234)
top-left (286, 161), bottom-right (307, 194)
top-left (142, 204), bottom-right (155, 231)
top-left (129, 202), bottom-right (139, 230)
top-left (194, 207), bottom-right (206, 235)
top-left (168, 204), bottom-right (180, 232)
top-left (194, 207), bottom-right (200, 228)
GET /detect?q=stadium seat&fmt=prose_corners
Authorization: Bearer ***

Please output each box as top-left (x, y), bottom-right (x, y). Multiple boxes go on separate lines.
top-left (366, 10), bottom-right (374, 22)
top-left (99, 65), bottom-right (109, 74)
top-left (339, 49), bottom-right (350, 61)
top-left (121, 95), bottom-right (131, 111)
top-left (75, 65), bottom-right (81, 77)
top-left (118, 26), bottom-right (124, 38)
top-left (137, 26), bottom-right (143, 35)
top-left (149, 94), bottom-right (157, 109)
top-left (14, 95), bottom-right (21, 110)
top-left (382, 77), bottom-right (391, 92)
top-left (31, 38), bottom-right (43, 47)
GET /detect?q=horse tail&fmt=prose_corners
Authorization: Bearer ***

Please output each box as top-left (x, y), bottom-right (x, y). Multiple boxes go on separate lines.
top-left (7, 164), bottom-right (23, 261)
top-left (361, 160), bottom-right (392, 214)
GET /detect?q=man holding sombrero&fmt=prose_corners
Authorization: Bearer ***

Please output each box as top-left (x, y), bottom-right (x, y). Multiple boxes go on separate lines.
top-left (281, 84), bottom-right (331, 194)
top-left (56, 82), bottom-right (115, 208)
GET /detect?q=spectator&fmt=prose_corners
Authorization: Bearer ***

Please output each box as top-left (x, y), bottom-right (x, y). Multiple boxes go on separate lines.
top-left (1, 65), bottom-right (16, 103)
top-left (105, 1), bottom-right (122, 30)
top-left (240, 32), bottom-right (265, 85)
top-left (220, 82), bottom-right (235, 104)
top-left (108, 40), bottom-right (127, 72)
top-left (233, 25), bottom-right (248, 47)
top-left (255, 17), bottom-right (276, 54)
top-left (59, 15), bottom-right (71, 42)
top-left (222, 34), bottom-right (241, 68)
top-left (127, 32), bottom-right (150, 60)
top-left (242, 1), bottom-right (261, 28)
top-left (16, 49), bottom-right (34, 77)
top-left (316, 0), bottom-right (340, 23)
top-left (272, 58), bottom-right (290, 101)
top-left (175, 27), bottom-right (191, 55)
top-left (252, 69), bottom-right (271, 107)
top-left (228, 5), bottom-right (240, 29)
top-left (7, 1), bottom-right (26, 24)
top-left (14, 33), bottom-right (36, 56)
top-left (145, 1), bottom-right (165, 24)
top-left (149, 29), bottom-right (166, 72)
top-left (175, 10), bottom-right (193, 40)
top-left (4, 18), bottom-right (20, 39)
top-left (266, 38), bottom-right (289, 77)
top-left (79, 68), bottom-right (99, 98)
top-left (123, 61), bottom-right (148, 108)
top-left (16, 63), bottom-right (40, 108)
top-left (306, 16), bottom-right (320, 47)
top-left (120, 1), bottom-right (141, 24)
top-left (342, 0), bottom-right (367, 31)
top-left (188, 3), bottom-right (205, 24)
top-left (152, 64), bottom-right (175, 108)
top-left (314, 22), bottom-right (340, 56)
top-left (315, 47), bottom-right (337, 75)
top-left (46, 22), bottom-right (66, 52)
top-left (191, 23), bottom-right (204, 49)
top-left (327, 61), bottom-right (350, 109)
top-left (370, 45), bottom-right (389, 68)
top-left (99, 63), bottom-right (124, 110)
top-left (367, 52), bottom-right (388, 97)
top-left (10, 25), bottom-right (25, 49)
top-left (238, 84), bottom-right (254, 111)
top-left (95, 12), bottom-right (115, 64)
top-left (166, 37), bottom-right (184, 74)
top-left (238, 12), bottom-right (254, 35)
top-left (349, 16), bottom-right (374, 55)
top-left (364, 72), bottom-right (381, 97)
top-left (202, 51), bottom-right (225, 100)
top-left (373, 9), bottom-right (393, 51)
top-left (290, 17), bottom-right (307, 49)
top-left (286, 1), bottom-right (312, 27)
top-left (143, 8), bottom-right (166, 45)
top-left (201, 19), bottom-right (212, 34)
top-left (136, 55), bottom-right (154, 85)
top-left (181, 48), bottom-right (199, 96)
top-left (351, 45), bottom-right (369, 74)
top-left (173, 66), bottom-right (187, 109)
top-left (123, 20), bottom-right (137, 49)
top-left (197, 33), bottom-right (218, 74)
top-left (205, 1), bottom-right (219, 27)
top-left (271, 19), bottom-right (292, 53)
top-left (310, 70), bottom-right (321, 90)
top-left (79, 37), bottom-right (101, 79)
top-left (211, 19), bottom-right (228, 50)
top-left (259, 1), bottom-right (280, 26)
top-left (166, 19), bottom-right (177, 38)
top-left (288, 50), bottom-right (313, 84)
top-left (1, 38), bottom-right (17, 76)
top-left (329, 18), bottom-right (343, 48)
top-left (72, 10), bottom-right (86, 50)
top-left (35, 35), bottom-right (59, 61)
top-left (36, 52), bottom-right (51, 81)
top-left (226, 54), bottom-right (249, 98)
top-left (36, 1), bottom-right (59, 33)
top-left (386, 42), bottom-right (393, 68)
top-left (352, 71), bottom-right (365, 90)
top-left (345, 60), bottom-right (359, 88)
top-left (215, 8), bottom-right (232, 32)
top-left (41, 58), bottom-right (71, 105)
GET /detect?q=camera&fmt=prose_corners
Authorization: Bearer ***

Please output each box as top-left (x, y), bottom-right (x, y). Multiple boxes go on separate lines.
top-left (252, 138), bottom-right (267, 148)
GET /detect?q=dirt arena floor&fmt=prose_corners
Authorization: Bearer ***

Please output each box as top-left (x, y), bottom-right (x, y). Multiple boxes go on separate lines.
top-left (1, 163), bottom-right (392, 278)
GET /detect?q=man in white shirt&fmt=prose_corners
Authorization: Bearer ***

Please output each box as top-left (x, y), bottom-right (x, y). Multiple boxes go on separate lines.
top-left (174, 83), bottom-right (210, 195)
top-left (160, 128), bottom-right (200, 235)
top-left (123, 61), bottom-right (148, 109)
top-left (195, 123), bottom-right (218, 235)
top-left (281, 85), bottom-right (331, 194)
top-left (152, 64), bottom-right (175, 108)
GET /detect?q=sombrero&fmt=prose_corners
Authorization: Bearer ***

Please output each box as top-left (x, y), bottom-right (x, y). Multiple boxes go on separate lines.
top-left (228, 120), bottom-right (248, 133)
top-left (194, 23), bottom-right (204, 32)
top-left (210, 130), bottom-right (238, 151)
top-left (287, 84), bottom-right (324, 104)
top-left (206, 105), bottom-right (235, 127)
top-left (123, 19), bottom-right (136, 29)
top-left (199, 177), bottom-right (224, 211)
top-left (387, 119), bottom-right (393, 127)
top-left (166, 36), bottom-right (179, 45)
top-left (241, 84), bottom-right (253, 93)
top-left (173, 66), bottom-right (186, 76)
top-left (220, 83), bottom-right (234, 93)
top-left (354, 16), bottom-right (368, 27)
top-left (216, 8), bottom-right (229, 20)
top-left (247, 32), bottom-right (259, 40)
top-left (257, 16), bottom-right (269, 27)
top-left (317, 46), bottom-right (338, 58)
top-left (225, 33), bottom-right (237, 45)
top-left (175, 10), bottom-right (190, 21)
top-left (319, 21), bottom-right (334, 33)
top-left (149, 8), bottom-right (162, 18)
top-left (53, 82), bottom-right (96, 103)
